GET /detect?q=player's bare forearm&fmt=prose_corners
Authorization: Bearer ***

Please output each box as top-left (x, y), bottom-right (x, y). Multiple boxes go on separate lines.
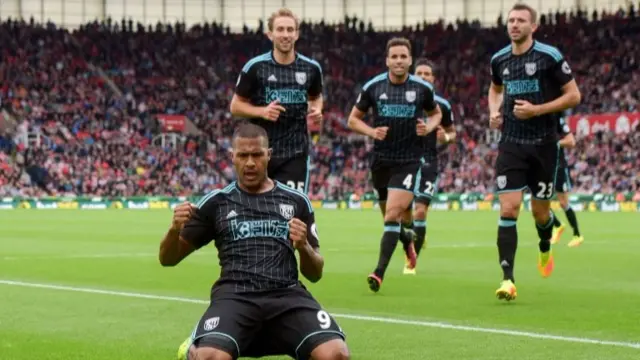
top-left (425, 106), bottom-right (442, 132)
top-left (536, 81), bottom-right (582, 116)
top-left (347, 108), bottom-right (375, 138)
top-left (298, 242), bottom-right (324, 283)
top-left (158, 229), bottom-right (195, 267)
top-left (308, 95), bottom-right (324, 127)
top-left (559, 133), bottom-right (576, 148)
top-left (308, 95), bottom-right (323, 112)
top-left (488, 83), bottom-right (504, 114)
top-left (230, 94), bottom-right (265, 119)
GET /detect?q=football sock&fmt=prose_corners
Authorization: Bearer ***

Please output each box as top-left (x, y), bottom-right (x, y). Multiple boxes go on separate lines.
top-left (374, 221), bottom-right (401, 279)
top-left (551, 210), bottom-right (561, 227)
top-left (536, 212), bottom-right (554, 253)
top-left (497, 217), bottom-right (518, 282)
top-left (414, 220), bottom-right (426, 255)
top-left (563, 205), bottom-right (580, 236)
top-left (398, 220), bottom-right (414, 251)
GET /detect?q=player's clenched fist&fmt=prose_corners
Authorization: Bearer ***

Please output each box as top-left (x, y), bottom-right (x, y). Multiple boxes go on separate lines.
top-left (489, 112), bottom-right (503, 129)
top-left (371, 126), bottom-right (388, 140)
top-left (436, 126), bottom-right (447, 143)
top-left (416, 119), bottom-right (435, 136)
top-left (288, 218), bottom-right (308, 249)
top-left (171, 202), bottom-right (196, 231)
top-left (416, 119), bottom-right (427, 136)
top-left (262, 100), bottom-right (286, 121)
top-left (513, 100), bottom-right (539, 120)
top-left (307, 106), bottom-right (322, 125)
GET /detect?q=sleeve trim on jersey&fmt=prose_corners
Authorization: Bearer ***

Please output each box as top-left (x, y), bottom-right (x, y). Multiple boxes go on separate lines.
top-left (297, 54), bottom-right (323, 74)
top-left (362, 72), bottom-right (388, 91)
top-left (490, 45), bottom-right (512, 62)
top-left (276, 183), bottom-right (314, 213)
top-left (195, 183), bottom-right (235, 208)
top-left (408, 75), bottom-right (433, 90)
top-left (241, 52), bottom-right (271, 73)
top-left (434, 95), bottom-right (452, 110)
top-left (533, 41), bottom-right (563, 62)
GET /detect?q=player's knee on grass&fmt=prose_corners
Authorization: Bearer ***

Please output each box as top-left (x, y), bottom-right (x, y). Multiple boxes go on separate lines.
top-left (188, 344), bottom-right (197, 360)
top-left (309, 338), bottom-right (350, 360)
top-left (194, 336), bottom-right (236, 360)
top-left (192, 347), bottom-right (234, 360)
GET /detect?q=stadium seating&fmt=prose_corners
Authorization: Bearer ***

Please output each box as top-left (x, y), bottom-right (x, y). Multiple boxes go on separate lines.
top-left (0, 10), bottom-right (638, 198)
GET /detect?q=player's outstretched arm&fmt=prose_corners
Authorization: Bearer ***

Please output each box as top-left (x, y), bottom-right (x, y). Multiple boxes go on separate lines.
top-left (159, 202), bottom-right (197, 266)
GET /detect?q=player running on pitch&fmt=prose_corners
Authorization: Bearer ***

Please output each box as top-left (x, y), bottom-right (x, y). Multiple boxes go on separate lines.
top-left (488, 3), bottom-right (581, 301)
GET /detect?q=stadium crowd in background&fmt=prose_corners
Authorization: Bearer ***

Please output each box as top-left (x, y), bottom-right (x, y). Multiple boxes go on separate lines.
top-left (0, 6), bottom-right (639, 199)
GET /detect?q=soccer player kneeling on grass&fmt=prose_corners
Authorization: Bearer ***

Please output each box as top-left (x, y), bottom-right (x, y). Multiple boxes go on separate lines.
top-left (159, 123), bottom-right (349, 360)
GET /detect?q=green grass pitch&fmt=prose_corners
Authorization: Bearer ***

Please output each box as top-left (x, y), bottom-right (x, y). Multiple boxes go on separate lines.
top-left (1, 209), bottom-right (639, 359)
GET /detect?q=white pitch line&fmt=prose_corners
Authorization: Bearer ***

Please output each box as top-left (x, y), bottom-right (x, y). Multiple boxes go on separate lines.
top-left (0, 280), bottom-right (639, 350)
top-left (1, 252), bottom-right (218, 261)
top-left (2, 253), bottom-right (157, 261)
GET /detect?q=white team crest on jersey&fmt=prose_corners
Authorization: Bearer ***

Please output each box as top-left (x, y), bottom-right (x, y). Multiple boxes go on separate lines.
top-left (279, 204), bottom-right (295, 219)
top-left (525, 62), bottom-right (537, 76)
top-left (295, 72), bottom-right (307, 85)
top-left (497, 176), bottom-right (507, 189)
top-left (561, 61), bottom-right (572, 74)
top-left (405, 91), bottom-right (416, 103)
top-left (203, 317), bottom-right (219, 331)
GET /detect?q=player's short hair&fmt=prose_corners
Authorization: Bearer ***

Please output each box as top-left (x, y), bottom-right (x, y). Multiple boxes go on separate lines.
top-left (267, 8), bottom-right (299, 31)
top-left (386, 37), bottom-right (412, 55)
top-left (414, 58), bottom-right (437, 76)
top-left (232, 122), bottom-right (269, 148)
top-left (509, 3), bottom-right (538, 24)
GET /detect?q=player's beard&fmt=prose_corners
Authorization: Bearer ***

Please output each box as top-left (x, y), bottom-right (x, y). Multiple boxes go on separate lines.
top-left (510, 31), bottom-right (530, 44)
